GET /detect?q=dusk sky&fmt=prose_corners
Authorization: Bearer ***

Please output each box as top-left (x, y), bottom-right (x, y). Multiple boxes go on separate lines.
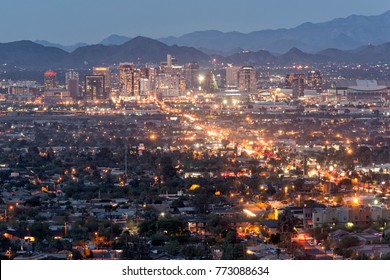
top-left (1, 0), bottom-right (390, 44)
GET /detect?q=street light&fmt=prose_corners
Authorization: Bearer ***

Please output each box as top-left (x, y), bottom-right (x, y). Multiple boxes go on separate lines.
top-left (322, 246), bottom-right (327, 256)
top-left (156, 212), bottom-right (165, 233)
top-left (94, 232), bottom-right (99, 250)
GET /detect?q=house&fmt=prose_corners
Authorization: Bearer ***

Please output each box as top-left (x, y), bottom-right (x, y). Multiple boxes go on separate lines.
top-left (312, 207), bottom-right (337, 228)
top-left (91, 249), bottom-right (121, 260)
top-left (356, 228), bottom-right (383, 244)
top-left (348, 206), bottom-right (371, 227)
top-left (13, 252), bottom-right (68, 260)
top-left (2, 228), bottom-right (30, 241)
top-left (329, 229), bottom-right (350, 241)
top-left (188, 219), bottom-right (207, 235)
top-left (261, 220), bottom-right (278, 235)
top-left (353, 244), bottom-right (390, 259)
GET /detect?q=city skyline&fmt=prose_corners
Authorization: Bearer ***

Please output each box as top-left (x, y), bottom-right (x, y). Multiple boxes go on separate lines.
top-left (1, 0), bottom-right (390, 44)
top-left (1, 0), bottom-right (390, 264)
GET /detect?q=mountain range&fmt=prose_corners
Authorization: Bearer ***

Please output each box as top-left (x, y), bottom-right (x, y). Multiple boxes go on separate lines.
top-left (159, 10), bottom-right (390, 53)
top-left (34, 35), bottom-right (132, 52)
top-left (28, 10), bottom-right (390, 55)
top-left (34, 40), bottom-right (88, 53)
top-left (1, 37), bottom-right (390, 70)
top-left (2, 10), bottom-right (390, 69)
top-left (0, 37), bottom-right (209, 69)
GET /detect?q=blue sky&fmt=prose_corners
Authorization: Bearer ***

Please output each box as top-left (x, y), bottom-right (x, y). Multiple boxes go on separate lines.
top-left (1, 0), bottom-right (390, 44)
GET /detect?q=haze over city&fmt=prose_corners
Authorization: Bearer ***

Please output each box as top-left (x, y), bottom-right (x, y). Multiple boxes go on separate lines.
top-left (1, 0), bottom-right (390, 44)
top-left (0, 0), bottom-right (389, 263)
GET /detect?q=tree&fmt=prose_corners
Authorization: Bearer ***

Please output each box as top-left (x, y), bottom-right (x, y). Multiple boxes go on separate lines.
top-left (293, 178), bottom-right (305, 191)
top-left (0, 171), bottom-right (11, 182)
top-left (164, 240), bottom-right (181, 256)
top-left (192, 193), bottom-right (211, 214)
top-left (171, 198), bottom-right (185, 209)
top-left (206, 215), bottom-right (229, 238)
top-left (150, 233), bottom-right (165, 246)
top-left (70, 249), bottom-right (83, 260)
top-left (338, 235), bottom-right (360, 249)
top-left (181, 244), bottom-right (210, 260)
top-left (0, 236), bottom-right (11, 252)
top-left (269, 233), bottom-right (281, 244)
top-left (353, 253), bottom-right (369, 260)
top-left (29, 221), bottom-right (51, 241)
top-left (121, 235), bottom-right (150, 259)
top-left (381, 252), bottom-right (390, 260)
top-left (221, 244), bottom-right (244, 259)
top-left (335, 235), bottom-right (361, 258)
top-left (139, 220), bottom-right (157, 236)
top-left (338, 178), bottom-right (353, 190)
top-left (160, 156), bottom-right (177, 179)
top-left (157, 219), bottom-right (186, 235)
top-left (24, 197), bottom-right (41, 207)
top-left (223, 230), bottom-right (238, 244)
top-left (277, 210), bottom-right (299, 233)
top-left (96, 147), bottom-right (113, 165)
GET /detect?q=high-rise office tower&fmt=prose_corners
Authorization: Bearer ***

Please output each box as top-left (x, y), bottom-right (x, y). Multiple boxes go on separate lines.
top-left (161, 54), bottom-right (177, 70)
top-left (93, 67), bottom-right (111, 92)
top-left (156, 73), bottom-right (180, 99)
top-left (139, 67), bottom-right (149, 79)
top-left (185, 62), bottom-right (199, 89)
top-left (166, 54), bottom-right (177, 67)
top-left (119, 63), bottom-right (142, 98)
top-left (119, 63), bottom-right (134, 97)
top-left (84, 75), bottom-right (106, 101)
top-left (65, 70), bottom-right (79, 99)
top-left (140, 78), bottom-right (151, 97)
top-left (226, 65), bottom-right (240, 88)
top-left (199, 71), bottom-right (218, 93)
top-left (238, 66), bottom-right (257, 93)
top-left (286, 73), bottom-right (305, 99)
top-left (306, 70), bottom-right (323, 91)
top-left (133, 70), bottom-right (140, 97)
top-left (148, 67), bottom-right (157, 96)
top-left (44, 70), bottom-right (57, 89)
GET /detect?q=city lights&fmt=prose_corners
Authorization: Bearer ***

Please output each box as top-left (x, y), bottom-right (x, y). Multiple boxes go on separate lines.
top-left (1, 7), bottom-right (390, 266)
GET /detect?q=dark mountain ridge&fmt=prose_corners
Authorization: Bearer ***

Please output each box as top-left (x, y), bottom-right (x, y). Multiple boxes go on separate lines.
top-left (1, 37), bottom-right (390, 69)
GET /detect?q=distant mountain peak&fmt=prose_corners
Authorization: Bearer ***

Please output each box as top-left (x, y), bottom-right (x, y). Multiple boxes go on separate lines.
top-left (99, 34), bottom-right (131, 46)
top-left (286, 47), bottom-right (305, 54)
top-left (131, 36), bottom-right (160, 42)
top-left (122, 36), bottom-right (167, 48)
top-left (34, 40), bottom-right (88, 52)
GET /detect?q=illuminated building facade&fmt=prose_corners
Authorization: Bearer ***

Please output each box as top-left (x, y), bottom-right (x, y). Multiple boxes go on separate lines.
top-left (119, 63), bottom-right (135, 97)
top-left (84, 75), bottom-right (106, 101)
top-left (286, 73), bottom-right (305, 99)
top-left (156, 73), bottom-right (180, 99)
top-left (333, 80), bottom-right (390, 101)
top-left (65, 70), bottom-right (79, 99)
top-left (93, 67), bottom-right (111, 92)
top-left (226, 65), bottom-right (240, 88)
top-left (306, 70), bottom-right (323, 91)
top-left (185, 62), bottom-right (199, 89)
top-left (238, 66), bottom-right (257, 93)
top-left (44, 70), bottom-right (57, 89)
